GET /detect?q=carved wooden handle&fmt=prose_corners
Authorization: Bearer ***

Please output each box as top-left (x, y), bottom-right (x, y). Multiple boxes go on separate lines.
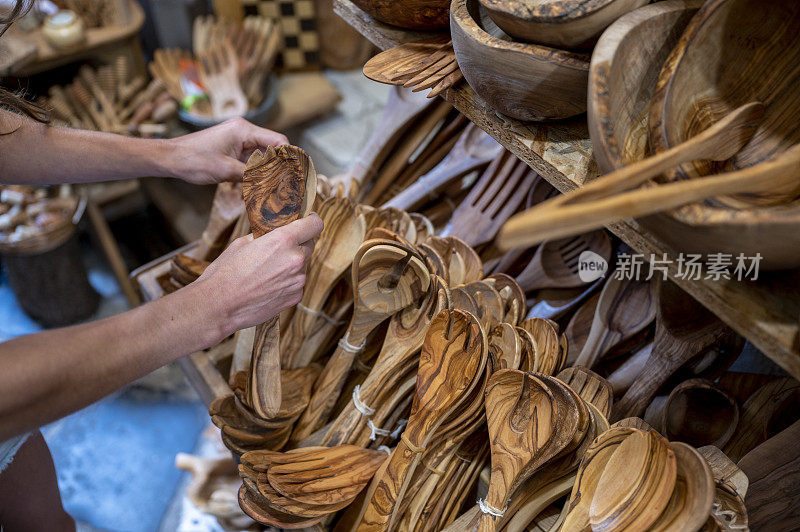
top-left (247, 316), bottom-right (281, 419)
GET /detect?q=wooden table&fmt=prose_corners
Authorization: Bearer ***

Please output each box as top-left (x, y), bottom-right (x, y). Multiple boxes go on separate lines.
top-left (333, 0), bottom-right (800, 380)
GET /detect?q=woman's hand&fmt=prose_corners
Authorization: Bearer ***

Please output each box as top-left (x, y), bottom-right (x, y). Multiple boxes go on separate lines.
top-left (186, 213), bottom-right (324, 342)
top-left (167, 118), bottom-right (289, 185)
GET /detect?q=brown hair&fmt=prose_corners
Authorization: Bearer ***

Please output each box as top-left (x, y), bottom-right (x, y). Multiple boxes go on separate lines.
top-left (1, 0), bottom-right (50, 123)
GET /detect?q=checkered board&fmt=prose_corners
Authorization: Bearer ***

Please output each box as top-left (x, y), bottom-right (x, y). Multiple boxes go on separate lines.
top-left (240, 0), bottom-right (321, 70)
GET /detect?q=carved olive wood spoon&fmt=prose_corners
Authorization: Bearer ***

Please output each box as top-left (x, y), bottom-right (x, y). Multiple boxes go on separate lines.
top-left (575, 276), bottom-right (657, 369)
top-left (281, 196), bottom-right (367, 368)
top-left (515, 230), bottom-right (611, 292)
top-left (589, 428), bottom-right (677, 532)
top-left (557, 366), bottom-right (614, 419)
top-left (293, 242), bottom-right (430, 443)
top-left (358, 309), bottom-right (487, 531)
top-left (243, 146), bottom-right (316, 419)
top-left (484, 273), bottom-right (525, 325)
top-left (488, 322), bottom-right (522, 370)
top-left (613, 281), bottom-right (735, 421)
top-left (519, 318), bottom-right (564, 376)
top-left (321, 276), bottom-right (450, 447)
top-left (195, 182), bottom-right (244, 260)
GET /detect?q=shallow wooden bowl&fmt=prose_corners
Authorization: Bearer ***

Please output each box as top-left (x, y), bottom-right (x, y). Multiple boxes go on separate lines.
top-left (646, 0), bottom-right (800, 268)
top-left (479, 0), bottom-right (648, 48)
top-left (451, 0), bottom-right (590, 121)
top-left (351, 0), bottom-right (450, 30)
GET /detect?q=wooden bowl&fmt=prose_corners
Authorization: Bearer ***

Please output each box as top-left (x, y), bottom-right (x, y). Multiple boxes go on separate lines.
top-left (479, 0), bottom-right (648, 48)
top-left (645, 0), bottom-right (800, 268)
top-left (351, 0), bottom-right (450, 30)
top-left (451, 0), bottom-right (590, 121)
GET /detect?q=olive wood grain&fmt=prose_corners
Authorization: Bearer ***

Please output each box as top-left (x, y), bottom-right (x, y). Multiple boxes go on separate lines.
top-left (350, 0), bottom-right (450, 30)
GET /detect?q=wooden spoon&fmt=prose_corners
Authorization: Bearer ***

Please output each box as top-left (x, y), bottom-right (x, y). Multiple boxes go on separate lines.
top-left (556, 366), bottom-right (613, 419)
top-left (358, 309), bottom-right (486, 531)
top-left (281, 196), bottom-right (367, 369)
top-left (195, 182), bottom-right (244, 261)
top-left (383, 123), bottom-right (502, 212)
top-left (293, 242), bottom-right (430, 442)
top-left (243, 146), bottom-right (316, 419)
top-left (589, 429), bottom-right (677, 532)
top-left (613, 280), bottom-right (735, 421)
top-left (497, 102), bottom-right (765, 248)
top-left (515, 230), bottom-right (611, 292)
top-left (575, 275), bottom-right (656, 369)
top-left (661, 378), bottom-right (739, 449)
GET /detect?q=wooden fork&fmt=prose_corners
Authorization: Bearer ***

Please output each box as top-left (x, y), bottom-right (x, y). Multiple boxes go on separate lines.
top-left (387, 40), bottom-right (462, 98)
top-left (441, 151), bottom-right (537, 246)
top-left (197, 40), bottom-right (249, 120)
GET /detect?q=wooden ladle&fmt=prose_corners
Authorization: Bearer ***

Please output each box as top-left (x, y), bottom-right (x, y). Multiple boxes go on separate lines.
top-left (292, 241), bottom-right (430, 443)
top-left (242, 146), bottom-right (316, 419)
top-left (498, 102), bottom-right (765, 248)
top-left (613, 280), bottom-right (735, 421)
top-left (575, 275), bottom-right (656, 369)
top-left (358, 309), bottom-right (487, 531)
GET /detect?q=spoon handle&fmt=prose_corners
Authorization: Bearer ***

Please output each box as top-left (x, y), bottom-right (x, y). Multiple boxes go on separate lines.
top-left (247, 316), bottom-right (281, 419)
top-left (611, 353), bottom-right (669, 421)
top-left (574, 319), bottom-right (623, 369)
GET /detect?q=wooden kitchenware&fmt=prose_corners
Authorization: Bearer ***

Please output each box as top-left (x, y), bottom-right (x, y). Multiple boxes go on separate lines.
top-left (661, 378), bottom-right (739, 449)
top-left (440, 151), bottom-right (537, 247)
top-left (557, 366), bottom-right (613, 419)
top-left (698, 445), bottom-right (750, 532)
top-left (613, 281), bottom-right (735, 421)
top-left (198, 41), bottom-right (249, 120)
top-left (527, 277), bottom-right (603, 321)
top-left (563, 291), bottom-right (601, 363)
top-left (292, 242), bottom-right (430, 442)
top-left (350, 0), bottom-right (450, 29)
top-left (364, 37), bottom-right (463, 98)
top-left (358, 309), bottom-right (486, 531)
top-left (450, 0), bottom-right (590, 121)
top-left (384, 123), bottom-right (502, 212)
top-left (242, 146), bottom-right (316, 419)
top-left (195, 182), bottom-right (244, 261)
top-left (515, 230), bottom-right (611, 292)
top-left (607, 342), bottom-right (653, 395)
top-left (575, 275), bottom-right (656, 368)
top-left (644, 0), bottom-right (800, 268)
top-left (739, 418), bottom-right (800, 531)
top-left (480, 0), bottom-right (648, 48)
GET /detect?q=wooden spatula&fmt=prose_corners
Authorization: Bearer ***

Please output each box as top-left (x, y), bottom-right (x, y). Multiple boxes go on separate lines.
top-left (242, 146), bottom-right (316, 419)
top-left (358, 309), bottom-right (487, 531)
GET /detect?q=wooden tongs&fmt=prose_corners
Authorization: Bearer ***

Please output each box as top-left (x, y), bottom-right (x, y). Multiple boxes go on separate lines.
top-left (498, 102), bottom-right (800, 249)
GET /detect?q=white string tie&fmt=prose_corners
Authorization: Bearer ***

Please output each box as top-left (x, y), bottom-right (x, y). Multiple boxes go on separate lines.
top-left (378, 445), bottom-right (392, 455)
top-left (296, 303), bottom-right (344, 326)
top-left (368, 419), bottom-right (391, 441)
top-left (477, 499), bottom-right (507, 518)
top-left (338, 332), bottom-right (366, 353)
top-left (390, 419), bottom-right (408, 439)
top-left (711, 502), bottom-right (748, 530)
top-left (352, 385), bottom-right (375, 416)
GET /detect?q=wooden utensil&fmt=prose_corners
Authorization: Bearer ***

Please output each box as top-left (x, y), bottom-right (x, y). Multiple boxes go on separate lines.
top-left (281, 196), bottom-right (367, 368)
top-left (589, 428), bottom-right (677, 532)
top-left (613, 280), bottom-right (735, 421)
top-left (515, 230), bottom-right (611, 292)
top-left (575, 275), bottom-right (656, 368)
top-left (527, 277), bottom-right (604, 322)
top-left (383, 123), bottom-right (502, 212)
top-left (661, 378), bottom-right (739, 449)
top-left (349, 0), bottom-right (450, 30)
top-left (739, 418), bottom-right (800, 531)
top-left (557, 366), bottom-right (613, 419)
top-left (698, 445), bottom-right (749, 532)
top-left (451, 0), bottom-right (590, 121)
top-left (480, 0), bottom-right (648, 48)
top-left (242, 146), bottom-right (316, 419)
top-left (563, 290), bottom-right (601, 363)
top-left (440, 151), bottom-right (537, 247)
top-left (519, 317), bottom-right (564, 376)
top-left (292, 242), bottom-right (430, 442)
top-left (607, 342), bottom-right (653, 395)
top-left (358, 309), bottom-right (486, 531)
top-left (195, 182), bottom-right (245, 261)
top-left (198, 40), bottom-right (249, 119)
top-left (484, 273), bottom-right (525, 325)
top-left (645, 0), bottom-right (800, 268)
top-left (346, 86), bottom-right (434, 188)
top-left (364, 37), bottom-right (464, 98)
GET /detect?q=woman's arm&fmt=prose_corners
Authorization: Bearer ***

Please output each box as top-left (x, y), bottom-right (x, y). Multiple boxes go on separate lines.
top-left (0, 214), bottom-right (323, 441)
top-left (0, 110), bottom-right (288, 186)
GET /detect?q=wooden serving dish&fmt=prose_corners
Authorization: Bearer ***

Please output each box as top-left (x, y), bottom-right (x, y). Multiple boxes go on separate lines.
top-left (479, 0), bottom-right (648, 48)
top-left (350, 0), bottom-right (450, 30)
top-left (451, 0), bottom-right (590, 121)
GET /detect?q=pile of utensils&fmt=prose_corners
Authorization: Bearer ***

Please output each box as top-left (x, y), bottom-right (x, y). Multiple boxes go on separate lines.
top-left (41, 56), bottom-right (176, 137)
top-left (0, 185), bottom-right (79, 249)
top-left (238, 445), bottom-right (389, 528)
top-left (54, 0), bottom-right (130, 28)
top-left (148, 15), bottom-right (281, 120)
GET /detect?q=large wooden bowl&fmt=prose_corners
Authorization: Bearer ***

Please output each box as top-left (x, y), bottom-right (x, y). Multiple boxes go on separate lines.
top-left (647, 0), bottom-right (800, 269)
top-left (351, 0), bottom-right (451, 30)
top-left (589, 0), bottom-right (800, 269)
top-left (451, 0), bottom-right (590, 121)
top-left (479, 0), bottom-right (648, 48)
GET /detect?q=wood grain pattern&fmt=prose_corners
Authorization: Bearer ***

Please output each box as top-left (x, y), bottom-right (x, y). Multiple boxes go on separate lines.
top-left (451, 0), bottom-right (590, 121)
top-left (557, 366), bottom-right (613, 419)
top-left (350, 0), bottom-right (450, 29)
top-left (479, 0), bottom-right (648, 48)
top-left (243, 146), bottom-right (316, 419)
top-left (661, 378), bottom-right (739, 449)
top-left (358, 309), bottom-right (486, 531)
top-left (649, 442), bottom-right (714, 532)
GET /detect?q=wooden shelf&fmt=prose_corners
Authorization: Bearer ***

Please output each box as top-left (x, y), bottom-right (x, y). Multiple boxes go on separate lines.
top-left (334, 0), bottom-right (800, 378)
